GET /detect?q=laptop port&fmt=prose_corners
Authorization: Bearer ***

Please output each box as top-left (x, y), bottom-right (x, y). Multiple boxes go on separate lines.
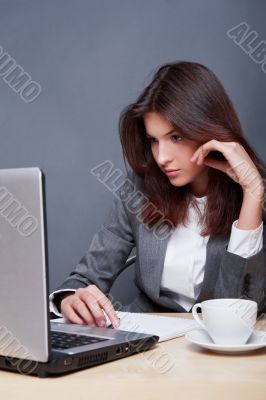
top-left (116, 346), bottom-right (123, 355)
top-left (64, 357), bottom-right (73, 366)
top-left (125, 345), bottom-right (130, 352)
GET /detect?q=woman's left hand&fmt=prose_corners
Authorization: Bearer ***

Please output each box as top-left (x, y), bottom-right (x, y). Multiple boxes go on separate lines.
top-left (190, 140), bottom-right (264, 199)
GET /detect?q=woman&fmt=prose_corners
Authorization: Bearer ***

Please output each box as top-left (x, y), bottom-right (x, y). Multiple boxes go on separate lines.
top-left (50, 61), bottom-right (266, 329)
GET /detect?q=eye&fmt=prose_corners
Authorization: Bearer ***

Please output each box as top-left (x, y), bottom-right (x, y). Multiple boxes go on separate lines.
top-left (171, 135), bottom-right (183, 142)
top-left (146, 136), bottom-right (158, 144)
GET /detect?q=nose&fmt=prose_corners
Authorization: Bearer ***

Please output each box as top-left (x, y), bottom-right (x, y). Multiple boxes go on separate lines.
top-left (156, 142), bottom-right (174, 167)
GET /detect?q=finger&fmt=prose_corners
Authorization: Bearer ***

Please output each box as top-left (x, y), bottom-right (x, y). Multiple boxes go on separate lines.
top-left (198, 141), bottom-right (226, 164)
top-left (87, 286), bottom-right (120, 328)
top-left (71, 298), bottom-right (96, 325)
top-left (191, 140), bottom-right (226, 164)
top-left (203, 159), bottom-right (229, 173)
top-left (79, 292), bottom-right (107, 327)
top-left (88, 286), bottom-right (120, 328)
top-left (96, 294), bottom-right (120, 328)
top-left (62, 303), bottom-right (86, 325)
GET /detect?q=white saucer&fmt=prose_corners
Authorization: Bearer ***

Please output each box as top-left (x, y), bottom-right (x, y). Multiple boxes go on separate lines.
top-left (186, 328), bottom-right (266, 354)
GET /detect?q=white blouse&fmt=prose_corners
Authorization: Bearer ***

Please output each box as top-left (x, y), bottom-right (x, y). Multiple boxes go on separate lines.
top-left (160, 195), bottom-right (263, 311)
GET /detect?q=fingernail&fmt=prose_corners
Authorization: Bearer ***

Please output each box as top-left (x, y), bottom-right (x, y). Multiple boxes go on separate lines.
top-left (97, 320), bottom-right (106, 327)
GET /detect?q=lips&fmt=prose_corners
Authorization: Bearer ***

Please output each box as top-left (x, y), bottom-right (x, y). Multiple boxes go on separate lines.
top-left (164, 169), bottom-right (181, 176)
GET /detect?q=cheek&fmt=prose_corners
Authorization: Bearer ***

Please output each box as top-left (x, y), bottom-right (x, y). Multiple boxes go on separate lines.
top-left (181, 150), bottom-right (196, 169)
top-left (185, 154), bottom-right (204, 175)
top-left (182, 146), bottom-right (200, 170)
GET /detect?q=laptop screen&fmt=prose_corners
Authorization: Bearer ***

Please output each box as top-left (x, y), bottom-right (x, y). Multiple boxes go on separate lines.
top-left (0, 167), bottom-right (50, 362)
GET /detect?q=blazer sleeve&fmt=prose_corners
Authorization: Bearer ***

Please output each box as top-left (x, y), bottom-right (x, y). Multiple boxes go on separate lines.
top-left (214, 209), bottom-right (266, 314)
top-left (53, 170), bottom-right (136, 295)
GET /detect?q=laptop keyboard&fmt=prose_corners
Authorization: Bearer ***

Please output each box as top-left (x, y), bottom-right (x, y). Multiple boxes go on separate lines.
top-left (51, 331), bottom-right (108, 350)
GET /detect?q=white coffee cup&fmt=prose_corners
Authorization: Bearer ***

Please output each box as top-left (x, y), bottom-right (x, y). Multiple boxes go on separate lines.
top-left (192, 298), bottom-right (258, 345)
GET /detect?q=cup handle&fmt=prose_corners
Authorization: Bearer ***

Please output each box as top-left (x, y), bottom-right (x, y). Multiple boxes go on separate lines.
top-left (192, 303), bottom-right (206, 330)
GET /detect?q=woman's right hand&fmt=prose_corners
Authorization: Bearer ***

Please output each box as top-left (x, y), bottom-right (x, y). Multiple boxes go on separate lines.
top-left (60, 285), bottom-right (120, 328)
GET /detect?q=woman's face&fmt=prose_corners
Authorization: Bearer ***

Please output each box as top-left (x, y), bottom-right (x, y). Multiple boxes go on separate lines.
top-left (143, 111), bottom-right (209, 197)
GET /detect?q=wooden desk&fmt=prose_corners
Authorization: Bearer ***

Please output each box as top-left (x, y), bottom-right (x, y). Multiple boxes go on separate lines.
top-left (0, 313), bottom-right (266, 400)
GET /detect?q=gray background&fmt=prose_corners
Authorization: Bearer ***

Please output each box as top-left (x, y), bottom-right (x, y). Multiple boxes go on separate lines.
top-left (0, 0), bottom-right (265, 306)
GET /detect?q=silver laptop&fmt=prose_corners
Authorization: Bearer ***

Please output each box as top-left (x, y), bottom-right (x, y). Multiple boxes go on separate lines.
top-left (0, 167), bottom-right (158, 377)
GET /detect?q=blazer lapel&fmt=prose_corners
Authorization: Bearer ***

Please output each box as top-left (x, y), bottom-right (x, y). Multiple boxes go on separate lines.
top-left (138, 223), bottom-right (170, 301)
top-left (196, 233), bottom-right (229, 303)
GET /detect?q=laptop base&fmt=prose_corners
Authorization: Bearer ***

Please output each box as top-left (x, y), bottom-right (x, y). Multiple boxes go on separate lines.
top-left (0, 334), bottom-right (158, 378)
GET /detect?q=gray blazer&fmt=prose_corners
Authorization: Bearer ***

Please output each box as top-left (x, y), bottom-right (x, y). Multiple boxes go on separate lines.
top-left (55, 170), bottom-right (266, 314)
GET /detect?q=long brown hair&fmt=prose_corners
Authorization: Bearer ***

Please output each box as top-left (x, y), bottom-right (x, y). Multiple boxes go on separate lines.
top-left (119, 61), bottom-right (266, 236)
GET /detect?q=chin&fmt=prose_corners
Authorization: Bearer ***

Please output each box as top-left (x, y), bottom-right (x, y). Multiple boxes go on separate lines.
top-left (168, 176), bottom-right (190, 187)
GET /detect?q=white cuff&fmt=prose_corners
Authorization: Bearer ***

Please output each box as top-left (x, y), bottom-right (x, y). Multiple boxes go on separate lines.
top-left (49, 289), bottom-right (76, 317)
top-left (227, 219), bottom-right (263, 258)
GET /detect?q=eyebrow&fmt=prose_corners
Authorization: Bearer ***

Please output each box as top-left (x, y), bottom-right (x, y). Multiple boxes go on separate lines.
top-left (145, 129), bottom-right (176, 138)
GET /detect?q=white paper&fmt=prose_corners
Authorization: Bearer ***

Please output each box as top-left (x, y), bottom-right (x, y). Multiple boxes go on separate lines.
top-left (106, 312), bottom-right (198, 342)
